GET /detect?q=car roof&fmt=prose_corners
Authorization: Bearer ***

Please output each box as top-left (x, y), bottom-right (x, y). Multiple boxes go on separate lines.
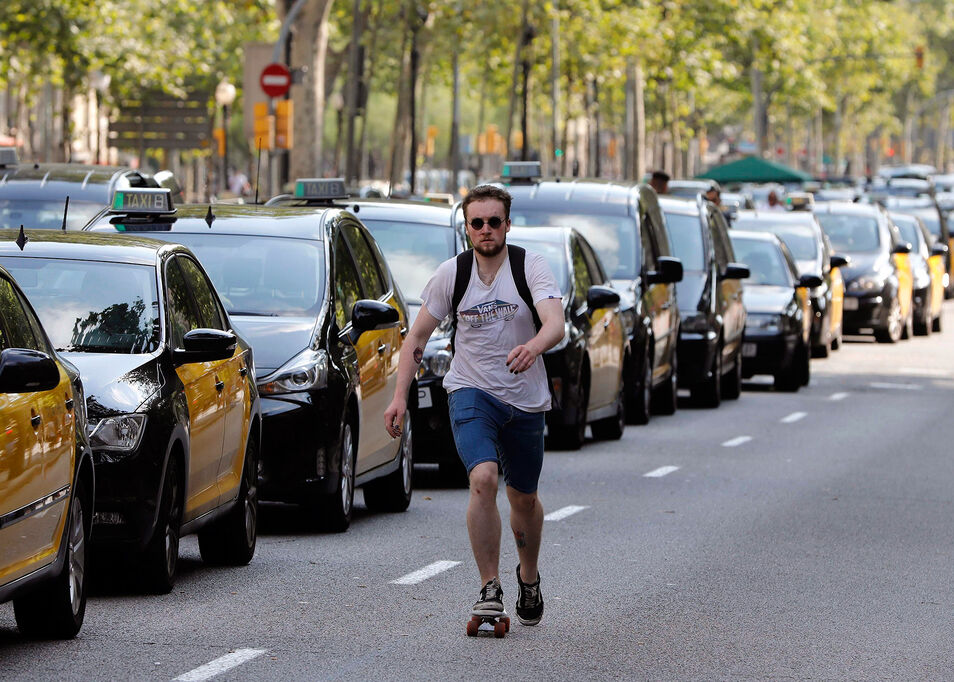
top-left (734, 209), bottom-right (817, 224)
top-left (505, 179), bottom-right (638, 215)
top-left (508, 226), bottom-right (573, 243)
top-left (0, 163), bottom-right (153, 202)
top-left (87, 203), bottom-right (337, 242)
top-left (331, 198), bottom-right (455, 226)
top-left (658, 196), bottom-right (701, 214)
top-left (727, 229), bottom-right (781, 244)
top-left (0, 228), bottom-right (174, 265)
top-left (811, 201), bottom-right (882, 216)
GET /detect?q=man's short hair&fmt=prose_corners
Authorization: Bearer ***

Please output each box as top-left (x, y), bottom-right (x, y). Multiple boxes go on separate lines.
top-left (651, 170), bottom-right (670, 183)
top-left (462, 184), bottom-right (512, 221)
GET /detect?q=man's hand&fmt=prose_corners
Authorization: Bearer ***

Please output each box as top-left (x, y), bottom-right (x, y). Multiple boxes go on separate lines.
top-left (384, 398), bottom-right (406, 439)
top-left (506, 343), bottom-right (539, 374)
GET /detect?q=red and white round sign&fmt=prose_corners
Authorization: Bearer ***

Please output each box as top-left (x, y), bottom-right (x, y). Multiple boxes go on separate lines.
top-left (260, 63), bottom-right (292, 99)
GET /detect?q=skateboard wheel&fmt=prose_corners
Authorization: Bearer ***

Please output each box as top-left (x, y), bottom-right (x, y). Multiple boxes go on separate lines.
top-left (494, 620), bottom-right (506, 638)
top-left (466, 618), bottom-right (480, 637)
top-left (502, 617), bottom-right (510, 632)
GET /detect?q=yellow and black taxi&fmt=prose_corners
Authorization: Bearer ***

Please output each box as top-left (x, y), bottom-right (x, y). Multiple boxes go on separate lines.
top-left (728, 230), bottom-right (819, 392)
top-left (0, 147), bottom-right (173, 231)
top-left (267, 183), bottom-right (469, 485)
top-left (507, 226), bottom-right (626, 449)
top-left (500, 161), bottom-right (683, 426)
top-left (86, 184), bottom-right (412, 532)
top-left (660, 196), bottom-right (748, 408)
top-left (889, 211), bottom-right (947, 335)
top-left (880, 195), bottom-right (954, 299)
top-left (0, 263), bottom-right (94, 638)
top-left (0, 212), bottom-right (261, 593)
top-left (815, 202), bottom-right (914, 343)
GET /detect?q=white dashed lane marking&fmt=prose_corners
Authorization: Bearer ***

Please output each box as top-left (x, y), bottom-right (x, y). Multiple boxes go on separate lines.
top-left (780, 412), bottom-right (807, 423)
top-left (173, 649), bottom-right (267, 682)
top-left (544, 505), bottom-right (589, 521)
top-left (643, 466), bottom-right (680, 478)
top-left (870, 382), bottom-right (921, 391)
top-left (829, 392), bottom-right (849, 401)
top-left (390, 560), bottom-right (461, 585)
top-left (722, 436), bottom-right (752, 447)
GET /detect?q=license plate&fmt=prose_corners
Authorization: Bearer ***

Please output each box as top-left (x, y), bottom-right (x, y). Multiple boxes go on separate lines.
top-left (417, 385), bottom-right (433, 409)
top-left (742, 343), bottom-right (757, 358)
top-left (843, 297), bottom-right (859, 311)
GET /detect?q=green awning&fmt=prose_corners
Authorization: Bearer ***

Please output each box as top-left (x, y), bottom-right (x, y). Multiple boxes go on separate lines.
top-left (696, 156), bottom-right (813, 184)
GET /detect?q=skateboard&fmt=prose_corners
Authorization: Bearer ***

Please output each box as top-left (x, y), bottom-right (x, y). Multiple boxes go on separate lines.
top-left (466, 611), bottom-right (510, 638)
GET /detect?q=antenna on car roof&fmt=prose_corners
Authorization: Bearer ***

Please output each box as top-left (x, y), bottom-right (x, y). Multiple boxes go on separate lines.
top-left (61, 196), bottom-right (70, 231)
top-left (16, 225), bottom-right (28, 251)
top-left (253, 137), bottom-right (263, 205)
top-left (205, 205), bottom-right (215, 228)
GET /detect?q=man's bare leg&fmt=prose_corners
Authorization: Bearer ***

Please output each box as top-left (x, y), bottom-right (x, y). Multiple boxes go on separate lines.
top-left (506, 486), bottom-right (543, 582)
top-left (467, 461), bottom-right (501, 585)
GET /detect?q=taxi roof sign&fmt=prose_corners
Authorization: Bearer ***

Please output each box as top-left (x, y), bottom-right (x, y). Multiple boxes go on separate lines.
top-left (0, 147), bottom-right (20, 168)
top-left (294, 178), bottom-right (349, 201)
top-left (501, 161), bottom-right (541, 180)
top-left (110, 188), bottom-right (176, 216)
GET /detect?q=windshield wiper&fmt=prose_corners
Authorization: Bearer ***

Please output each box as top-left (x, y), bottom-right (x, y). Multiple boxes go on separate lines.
top-left (228, 311), bottom-right (280, 317)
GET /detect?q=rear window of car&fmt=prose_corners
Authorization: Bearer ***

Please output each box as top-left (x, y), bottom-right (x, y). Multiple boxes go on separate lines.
top-left (815, 214), bottom-right (881, 253)
top-left (662, 212), bottom-right (705, 270)
top-left (731, 220), bottom-right (817, 261)
top-left (361, 219), bottom-right (456, 302)
top-left (728, 237), bottom-right (792, 287)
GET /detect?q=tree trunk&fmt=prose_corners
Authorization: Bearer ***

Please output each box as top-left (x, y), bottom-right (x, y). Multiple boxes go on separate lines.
top-left (505, 0), bottom-right (531, 159)
top-left (289, 0), bottom-right (334, 183)
top-left (356, 0), bottom-right (383, 180)
top-left (388, 9), bottom-right (413, 190)
top-left (938, 95), bottom-right (952, 172)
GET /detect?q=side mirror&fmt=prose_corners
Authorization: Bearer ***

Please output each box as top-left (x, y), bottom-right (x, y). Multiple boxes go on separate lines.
top-left (931, 241), bottom-right (950, 257)
top-left (797, 274), bottom-right (823, 289)
top-left (0, 348), bottom-right (60, 393)
top-left (174, 328), bottom-right (236, 364)
top-left (891, 242), bottom-right (912, 255)
top-left (586, 285), bottom-right (621, 310)
top-left (349, 299), bottom-right (400, 344)
top-left (722, 262), bottom-right (750, 280)
top-left (646, 256), bottom-right (684, 284)
top-left (830, 254), bottom-right (850, 269)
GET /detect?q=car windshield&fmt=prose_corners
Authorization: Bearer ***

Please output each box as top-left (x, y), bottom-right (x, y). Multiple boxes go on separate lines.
top-left (890, 207), bottom-right (941, 238)
top-left (893, 218), bottom-right (922, 251)
top-left (0, 199), bottom-right (104, 230)
top-left (361, 219), bottom-right (455, 301)
top-left (506, 238), bottom-right (570, 295)
top-left (662, 212), bottom-right (705, 270)
top-left (729, 238), bottom-right (791, 287)
top-left (0, 257), bottom-right (159, 353)
top-left (158, 234), bottom-right (326, 317)
top-left (509, 211), bottom-right (639, 280)
top-left (815, 214), bottom-right (881, 253)
top-left (731, 219), bottom-right (817, 260)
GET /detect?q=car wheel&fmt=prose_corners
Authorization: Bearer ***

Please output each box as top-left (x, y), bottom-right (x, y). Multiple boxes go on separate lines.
top-left (875, 296), bottom-right (902, 343)
top-left (932, 312), bottom-right (942, 333)
top-left (799, 340), bottom-right (811, 387)
top-left (364, 411), bottom-right (413, 512)
top-left (721, 349), bottom-right (743, 400)
top-left (830, 328), bottom-right (841, 350)
top-left (13, 479), bottom-right (89, 639)
top-left (548, 375), bottom-right (587, 450)
top-left (198, 434), bottom-right (259, 566)
top-left (900, 309), bottom-right (913, 340)
top-left (691, 345), bottom-right (721, 408)
top-left (591, 379), bottom-right (625, 440)
top-left (914, 298), bottom-right (931, 336)
top-left (142, 457), bottom-right (182, 594)
top-left (626, 343), bottom-right (652, 426)
top-left (318, 419), bottom-right (356, 532)
top-left (651, 350), bottom-right (678, 415)
top-left (774, 341), bottom-right (803, 392)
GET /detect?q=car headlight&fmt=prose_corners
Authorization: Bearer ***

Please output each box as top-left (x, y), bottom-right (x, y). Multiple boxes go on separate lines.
top-left (619, 307), bottom-right (637, 337)
top-left (421, 348), bottom-right (453, 377)
top-left (259, 348), bottom-right (328, 395)
top-left (746, 313), bottom-right (782, 333)
top-left (680, 313), bottom-right (709, 333)
top-left (848, 275), bottom-right (885, 292)
top-left (87, 414), bottom-right (147, 452)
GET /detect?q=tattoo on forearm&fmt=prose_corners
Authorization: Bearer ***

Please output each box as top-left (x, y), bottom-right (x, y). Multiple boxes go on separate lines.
top-left (514, 530), bottom-right (527, 548)
top-left (413, 346), bottom-right (423, 365)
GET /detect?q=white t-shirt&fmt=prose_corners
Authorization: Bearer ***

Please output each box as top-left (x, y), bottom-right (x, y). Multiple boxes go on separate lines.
top-left (421, 247), bottom-right (562, 412)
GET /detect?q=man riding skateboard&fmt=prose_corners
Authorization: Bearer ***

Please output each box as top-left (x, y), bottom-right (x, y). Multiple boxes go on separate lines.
top-left (384, 184), bottom-right (564, 627)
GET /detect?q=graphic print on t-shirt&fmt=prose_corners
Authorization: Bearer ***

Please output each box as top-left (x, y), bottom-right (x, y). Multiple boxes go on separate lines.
top-left (459, 299), bottom-right (519, 327)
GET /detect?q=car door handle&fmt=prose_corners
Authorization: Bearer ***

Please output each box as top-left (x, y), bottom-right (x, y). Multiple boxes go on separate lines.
top-left (215, 378), bottom-right (225, 392)
top-left (30, 413), bottom-right (41, 428)
top-left (377, 343), bottom-right (387, 354)
top-left (239, 367), bottom-right (248, 377)
top-left (65, 398), bottom-right (74, 411)
top-left (661, 302), bottom-right (672, 310)
top-left (603, 318), bottom-right (611, 328)
top-left (400, 326), bottom-right (408, 338)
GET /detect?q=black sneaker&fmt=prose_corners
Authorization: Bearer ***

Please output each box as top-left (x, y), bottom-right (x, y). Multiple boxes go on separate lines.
top-left (471, 577), bottom-right (504, 616)
top-left (515, 564), bottom-right (543, 625)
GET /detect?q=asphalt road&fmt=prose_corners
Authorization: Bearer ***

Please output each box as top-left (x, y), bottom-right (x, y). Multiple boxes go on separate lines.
top-left (4, 304), bottom-right (954, 680)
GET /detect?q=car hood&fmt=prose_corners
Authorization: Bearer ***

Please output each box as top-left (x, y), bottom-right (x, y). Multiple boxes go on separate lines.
top-left (61, 353), bottom-right (160, 416)
top-left (840, 252), bottom-right (888, 282)
top-left (742, 285), bottom-right (794, 313)
top-left (232, 315), bottom-right (317, 376)
top-left (676, 271), bottom-right (707, 314)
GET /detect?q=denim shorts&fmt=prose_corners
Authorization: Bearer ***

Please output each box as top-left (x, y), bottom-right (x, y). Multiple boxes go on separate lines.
top-left (447, 387), bottom-right (545, 494)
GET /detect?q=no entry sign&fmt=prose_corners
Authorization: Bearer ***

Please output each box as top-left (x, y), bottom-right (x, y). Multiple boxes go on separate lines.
top-left (260, 63), bottom-right (292, 98)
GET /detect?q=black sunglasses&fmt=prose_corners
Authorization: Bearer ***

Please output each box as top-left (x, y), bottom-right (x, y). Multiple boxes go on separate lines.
top-left (468, 216), bottom-right (506, 230)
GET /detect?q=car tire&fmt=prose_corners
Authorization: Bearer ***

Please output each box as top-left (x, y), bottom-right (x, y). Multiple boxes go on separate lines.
top-left (900, 310), bottom-right (913, 340)
top-left (799, 340), bottom-right (811, 387)
top-left (317, 419), bottom-right (356, 532)
top-left (198, 435), bottom-right (259, 566)
top-left (691, 345), bottom-right (721, 408)
top-left (914, 299), bottom-right (931, 336)
top-left (547, 376), bottom-right (587, 450)
top-left (591, 380), bottom-right (625, 440)
top-left (626, 343), bottom-right (652, 426)
top-left (13, 479), bottom-right (89, 639)
top-left (364, 411), bottom-right (413, 512)
top-left (875, 296), bottom-right (902, 343)
top-left (721, 350), bottom-right (743, 400)
top-left (774, 342), bottom-right (804, 392)
top-left (651, 351), bottom-right (678, 415)
top-left (142, 457), bottom-right (183, 594)
top-left (830, 328), bottom-right (841, 350)
top-left (932, 313), bottom-right (942, 333)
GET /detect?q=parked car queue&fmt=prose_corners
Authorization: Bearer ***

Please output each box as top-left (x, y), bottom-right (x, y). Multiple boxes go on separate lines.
top-left (1, 163), bottom-right (948, 640)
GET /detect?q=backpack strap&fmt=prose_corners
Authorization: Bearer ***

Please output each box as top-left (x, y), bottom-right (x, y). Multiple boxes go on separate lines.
top-left (450, 248), bottom-right (474, 353)
top-left (507, 245), bottom-right (542, 333)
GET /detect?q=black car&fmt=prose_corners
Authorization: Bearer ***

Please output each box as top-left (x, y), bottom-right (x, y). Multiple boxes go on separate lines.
top-left (0, 147), bottom-right (171, 230)
top-left (0, 220), bottom-right (262, 593)
top-left (660, 196), bottom-right (748, 407)
top-left (507, 226), bottom-right (626, 450)
top-left (267, 187), bottom-right (470, 485)
top-left (729, 230), bottom-right (820, 391)
top-left (814, 202), bottom-right (913, 343)
top-left (733, 209), bottom-right (842, 357)
top-left (87, 185), bottom-right (413, 532)
top-left (500, 162), bottom-right (683, 425)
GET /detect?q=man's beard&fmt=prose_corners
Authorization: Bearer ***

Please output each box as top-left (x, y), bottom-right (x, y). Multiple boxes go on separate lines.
top-left (474, 239), bottom-right (505, 257)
